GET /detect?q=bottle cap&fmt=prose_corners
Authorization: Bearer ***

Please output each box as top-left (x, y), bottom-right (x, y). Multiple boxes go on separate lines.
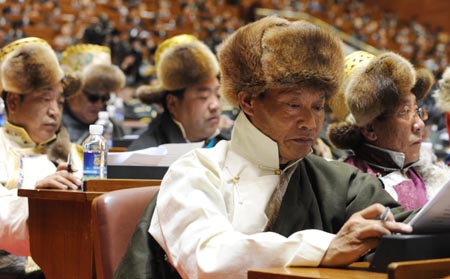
top-left (89, 124), bottom-right (103, 135)
top-left (98, 111), bottom-right (109, 119)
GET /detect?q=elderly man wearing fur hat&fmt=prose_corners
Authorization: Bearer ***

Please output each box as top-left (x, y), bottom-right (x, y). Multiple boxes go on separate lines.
top-left (435, 66), bottom-right (450, 165)
top-left (0, 37), bottom-right (83, 276)
top-left (327, 51), bottom-right (450, 211)
top-left (60, 44), bottom-right (126, 144)
top-left (114, 17), bottom-right (413, 279)
top-left (127, 34), bottom-right (229, 151)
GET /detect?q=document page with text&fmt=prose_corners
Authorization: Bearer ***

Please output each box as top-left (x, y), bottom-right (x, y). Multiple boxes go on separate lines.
top-left (408, 177), bottom-right (450, 233)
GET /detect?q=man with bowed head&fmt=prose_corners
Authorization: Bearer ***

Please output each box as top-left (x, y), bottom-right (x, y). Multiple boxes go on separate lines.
top-left (0, 37), bottom-right (82, 276)
top-left (127, 34), bottom-right (229, 151)
top-left (116, 17), bottom-right (413, 279)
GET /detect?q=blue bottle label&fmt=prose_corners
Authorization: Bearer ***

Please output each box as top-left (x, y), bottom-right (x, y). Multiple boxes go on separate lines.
top-left (83, 151), bottom-right (107, 179)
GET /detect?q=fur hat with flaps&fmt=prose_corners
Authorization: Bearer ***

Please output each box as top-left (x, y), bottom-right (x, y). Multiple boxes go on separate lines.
top-left (217, 16), bottom-right (344, 108)
top-left (61, 44), bottom-right (125, 97)
top-left (82, 63), bottom-right (125, 95)
top-left (138, 35), bottom-right (219, 105)
top-left (327, 51), bottom-right (435, 150)
top-left (0, 37), bottom-right (79, 96)
top-left (434, 67), bottom-right (450, 112)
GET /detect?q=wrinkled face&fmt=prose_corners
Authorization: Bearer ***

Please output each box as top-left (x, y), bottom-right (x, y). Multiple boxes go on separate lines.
top-left (7, 83), bottom-right (64, 144)
top-left (240, 88), bottom-right (326, 164)
top-left (168, 77), bottom-right (221, 142)
top-left (370, 93), bottom-right (426, 165)
top-left (67, 90), bottom-right (110, 124)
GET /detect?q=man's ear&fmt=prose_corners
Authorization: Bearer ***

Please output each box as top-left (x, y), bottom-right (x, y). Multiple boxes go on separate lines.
top-left (238, 91), bottom-right (254, 116)
top-left (6, 93), bottom-right (19, 114)
top-left (360, 123), bottom-right (377, 141)
top-left (165, 94), bottom-right (178, 115)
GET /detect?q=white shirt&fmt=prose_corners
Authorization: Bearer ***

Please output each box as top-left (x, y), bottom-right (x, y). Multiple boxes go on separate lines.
top-left (0, 122), bottom-right (81, 255)
top-left (149, 112), bottom-right (334, 279)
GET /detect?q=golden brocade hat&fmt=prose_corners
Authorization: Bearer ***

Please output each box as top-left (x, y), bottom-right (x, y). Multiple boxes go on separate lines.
top-left (137, 34), bottom-right (219, 105)
top-left (327, 51), bottom-right (376, 121)
top-left (343, 51), bottom-right (376, 81)
top-left (60, 44), bottom-right (111, 72)
top-left (0, 37), bottom-right (78, 96)
top-left (153, 34), bottom-right (197, 69)
top-left (60, 44), bottom-right (125, 97)
top-left (0, 37), bottom-right (50, 63)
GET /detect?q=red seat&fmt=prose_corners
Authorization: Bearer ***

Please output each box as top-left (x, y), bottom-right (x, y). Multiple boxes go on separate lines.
top-left (92, 186), bottom-right (160, 279)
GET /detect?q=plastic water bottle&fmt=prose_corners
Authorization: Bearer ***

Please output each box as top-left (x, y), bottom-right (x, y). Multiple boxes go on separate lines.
top-left (95, 111), bottom-right (114, 149)
top-left (114, 97), bottom-right (125, 123)
top-left (82, 124), bottom-right (107, 184)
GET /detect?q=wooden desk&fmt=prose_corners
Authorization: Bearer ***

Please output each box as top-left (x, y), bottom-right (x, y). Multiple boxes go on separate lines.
top-left (18, 179), bottom-right (161, 279)
top-left (248, 263), bottom-right (386, 279)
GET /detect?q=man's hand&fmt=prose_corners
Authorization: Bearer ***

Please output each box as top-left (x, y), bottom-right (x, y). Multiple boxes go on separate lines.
top-left (35, 162), bottom-right (82, 190)
top-left (320, 203), bottom-right (413, 266)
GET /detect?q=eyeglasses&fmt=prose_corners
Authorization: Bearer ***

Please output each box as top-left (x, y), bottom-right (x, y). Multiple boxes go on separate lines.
top-left (83, 91), bottom-right (110, 103)
top-left (382, 106), bottom-right (428, 121)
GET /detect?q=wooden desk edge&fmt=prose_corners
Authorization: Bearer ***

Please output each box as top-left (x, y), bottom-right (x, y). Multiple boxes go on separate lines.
top-left (18, 188), bottom-right (103, 201)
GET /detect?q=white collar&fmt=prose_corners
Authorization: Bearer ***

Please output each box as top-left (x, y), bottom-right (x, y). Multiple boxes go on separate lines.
top-left (230, 112), bottom-right (302, 172)
top-left (172, 116), bottom-right (220, 143)
top-left (363, 143), bottom-right (420, 171)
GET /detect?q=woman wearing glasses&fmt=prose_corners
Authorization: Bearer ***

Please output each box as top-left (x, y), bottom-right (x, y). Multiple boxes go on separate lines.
top-left (327, 51), bottom-right (450, 210)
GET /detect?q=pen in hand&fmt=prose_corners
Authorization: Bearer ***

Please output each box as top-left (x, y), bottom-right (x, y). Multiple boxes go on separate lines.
top-left (378, 206), bottom-right (391, 222)
top-left (67, 153), bottom-right (73, 173)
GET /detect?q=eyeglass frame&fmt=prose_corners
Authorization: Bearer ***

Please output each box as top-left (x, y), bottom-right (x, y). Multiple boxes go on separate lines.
top-left (83, 90), bottom-right (110, 103)
top-left (378, 106), bottom-right (429, 122)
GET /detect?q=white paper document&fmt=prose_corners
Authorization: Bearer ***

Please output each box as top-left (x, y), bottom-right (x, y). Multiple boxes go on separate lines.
top-left (107, 142), bottom-right (203, 167)
top-left (408, 177), bottom-right (450, 233)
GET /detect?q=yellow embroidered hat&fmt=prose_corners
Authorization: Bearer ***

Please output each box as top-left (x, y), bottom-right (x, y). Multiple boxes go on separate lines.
top-left (154, 34), bottom-right (197, 69)
top-left (60, 44), bottom-right (111, 72)
top-left (61, 44), bottom-right (125, 97)
top-left (137, 34), bottom-right (219, 105)
top-left (0, 37), bottom-right (66, 95)
top-left (327, 51), bottom-right (376, 121)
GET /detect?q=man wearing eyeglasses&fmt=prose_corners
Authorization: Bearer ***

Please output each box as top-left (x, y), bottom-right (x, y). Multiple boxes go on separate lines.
top-left (327, 51), bottom-right (450, 211)
top-left (60, 44), bottom-right (126, 145)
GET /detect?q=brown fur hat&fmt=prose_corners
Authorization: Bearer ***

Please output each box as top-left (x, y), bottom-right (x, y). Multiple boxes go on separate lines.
top-left (138, 38), bottom-right (219, 105)
top-left (435, 67), bottom-right (450, 112)
top-left (60, 44), bottom-right (125, 97)
top-left (217, 16), bottom-right (344, 108)
top-left (327, 51), bottom-right (435, 150)
top-left (0, 38), bottom-right (64, 95)
top-left (82, 63), bottom-right (126, 95)
top-left (0, 37), bottom-right (81, 97)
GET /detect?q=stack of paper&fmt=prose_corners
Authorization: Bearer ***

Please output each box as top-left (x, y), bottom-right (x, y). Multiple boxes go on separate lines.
top-left (107, 142), bottom-right (203, 167)
top-left (408, 177), bottom-right (450, 233)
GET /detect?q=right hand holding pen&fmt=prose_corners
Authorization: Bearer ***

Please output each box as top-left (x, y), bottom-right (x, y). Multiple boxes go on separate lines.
top-left (35, 163), bottom-right (82, 190)
top-left (320, 203), bottom-right (412, 267)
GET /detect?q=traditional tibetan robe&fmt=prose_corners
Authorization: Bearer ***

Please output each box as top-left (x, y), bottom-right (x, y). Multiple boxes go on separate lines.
top-left (116, 112), bottom-right (411, 279)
